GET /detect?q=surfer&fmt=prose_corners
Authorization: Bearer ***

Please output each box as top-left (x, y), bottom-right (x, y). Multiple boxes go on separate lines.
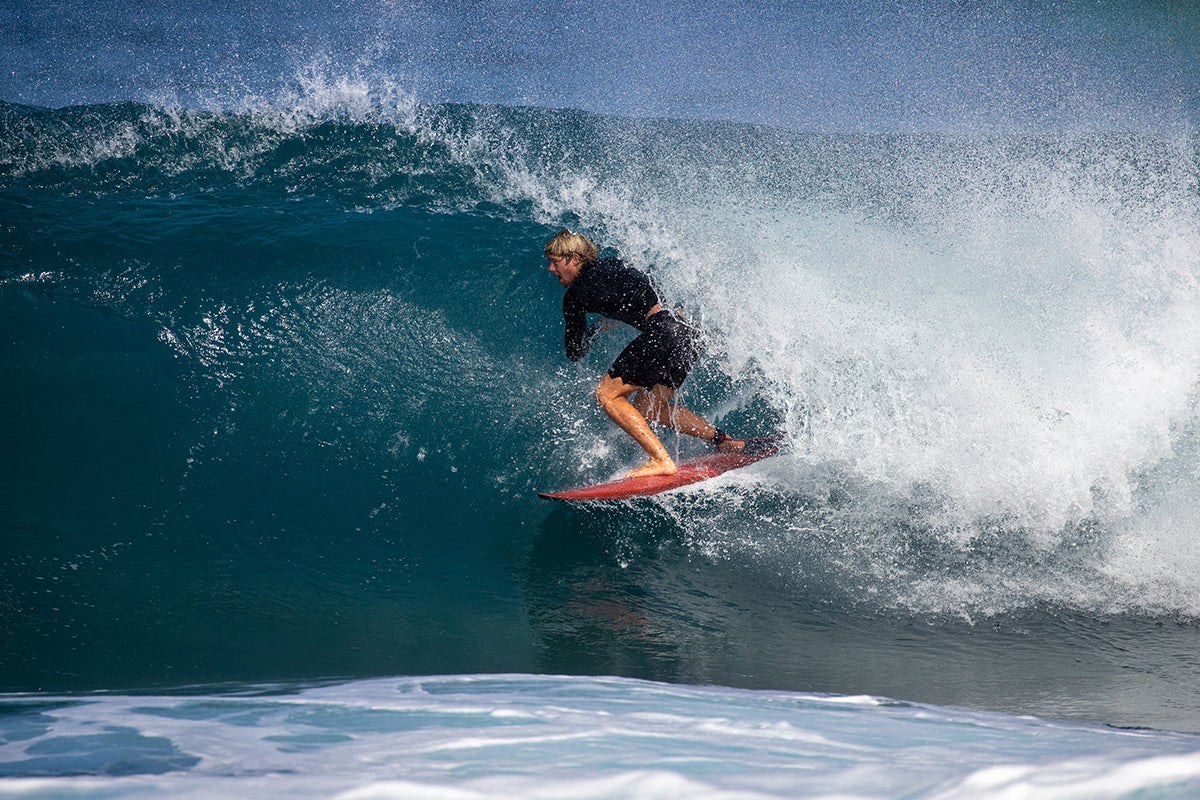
top-left (545, 229), bottom-right (750, 479)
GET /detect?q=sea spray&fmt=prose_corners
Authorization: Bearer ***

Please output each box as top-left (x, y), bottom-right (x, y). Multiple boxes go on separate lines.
top-left (525, 129), bottom-right (1200, 618)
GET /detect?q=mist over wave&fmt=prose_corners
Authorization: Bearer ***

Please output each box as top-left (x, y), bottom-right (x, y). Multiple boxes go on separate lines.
top-left (8, 0), bottom-right (1200, 132)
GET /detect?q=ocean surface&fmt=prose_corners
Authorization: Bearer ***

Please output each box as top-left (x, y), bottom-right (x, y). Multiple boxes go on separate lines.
top-left (5, 1), bottom-right (1200, 797)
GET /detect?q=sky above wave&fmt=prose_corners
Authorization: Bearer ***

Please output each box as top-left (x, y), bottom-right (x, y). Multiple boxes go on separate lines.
top-left (5, 0), bottom-right (1199, 131)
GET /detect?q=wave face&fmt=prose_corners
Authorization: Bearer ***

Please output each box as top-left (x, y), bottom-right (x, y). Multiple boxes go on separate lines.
top-left (4, 77), bottom-right (1200, 739)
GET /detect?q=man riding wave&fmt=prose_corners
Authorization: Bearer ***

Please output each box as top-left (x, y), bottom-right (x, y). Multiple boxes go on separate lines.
top-left (545, 229), bottom-right (754, 478)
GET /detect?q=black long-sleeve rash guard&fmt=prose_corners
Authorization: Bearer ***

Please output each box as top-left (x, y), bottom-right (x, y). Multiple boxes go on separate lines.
top-left (562, 257), bottom-right (661, 361)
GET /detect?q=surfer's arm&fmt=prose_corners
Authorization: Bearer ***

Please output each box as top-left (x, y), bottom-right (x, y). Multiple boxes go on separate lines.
top-left (565, 318), bottom-right (602, 361)
top-left (563, 294), bottom-right (602, 361)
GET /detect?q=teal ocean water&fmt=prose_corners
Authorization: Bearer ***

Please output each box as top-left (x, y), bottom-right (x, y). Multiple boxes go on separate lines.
top-left (5, 1), bottom-right (1200, 796)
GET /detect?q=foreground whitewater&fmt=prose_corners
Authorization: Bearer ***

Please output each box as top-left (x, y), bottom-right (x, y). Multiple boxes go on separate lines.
top-left (3, 674), bottom-right (1200, 799)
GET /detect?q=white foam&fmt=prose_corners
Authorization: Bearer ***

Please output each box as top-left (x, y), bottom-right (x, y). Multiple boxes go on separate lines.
top-left (541, 131), bottom-right (1200, 617)
top-left (1, 675), bottom-right (1197, 799)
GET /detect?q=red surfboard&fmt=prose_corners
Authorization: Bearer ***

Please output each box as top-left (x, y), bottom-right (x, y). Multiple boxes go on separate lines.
top-left (538, 437), bottom-right (783, 501)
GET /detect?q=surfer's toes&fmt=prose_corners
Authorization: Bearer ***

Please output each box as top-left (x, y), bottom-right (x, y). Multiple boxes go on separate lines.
top-left (711, 428), bottom-right (745, 453)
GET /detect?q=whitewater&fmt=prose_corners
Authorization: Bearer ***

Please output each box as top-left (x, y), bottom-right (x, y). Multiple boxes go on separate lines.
top-left (5, 0), bottom-right (1200, 797)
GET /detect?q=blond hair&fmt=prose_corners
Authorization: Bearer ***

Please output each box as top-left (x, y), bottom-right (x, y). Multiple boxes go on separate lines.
top-left (544, 229), bottom-right (599, 265)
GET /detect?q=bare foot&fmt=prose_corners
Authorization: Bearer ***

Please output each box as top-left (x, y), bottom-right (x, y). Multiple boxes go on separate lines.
top-left (626, 457), bottom-right (677, 479)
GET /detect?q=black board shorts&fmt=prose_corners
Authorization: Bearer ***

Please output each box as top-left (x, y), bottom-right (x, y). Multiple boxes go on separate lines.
top-left (607, 311), bottom-right (701, 391)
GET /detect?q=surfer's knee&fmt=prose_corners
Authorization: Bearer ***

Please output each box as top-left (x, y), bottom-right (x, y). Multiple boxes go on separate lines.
top-left (594, 374), bottom-right (632, 411)
top-left (594, 382), bottom-right (619, 413)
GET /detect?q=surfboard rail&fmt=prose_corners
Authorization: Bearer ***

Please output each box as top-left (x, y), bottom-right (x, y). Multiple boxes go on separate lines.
top-left (538, 438), bottom-right (782, 501)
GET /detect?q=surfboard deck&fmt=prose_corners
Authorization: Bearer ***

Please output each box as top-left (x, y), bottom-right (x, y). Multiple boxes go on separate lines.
top-left (538, 437), bottom-right (783, 502)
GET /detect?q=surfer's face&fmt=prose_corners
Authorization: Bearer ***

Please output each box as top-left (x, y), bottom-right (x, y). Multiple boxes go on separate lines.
top-left (548, 253), bottom-right (581, 287)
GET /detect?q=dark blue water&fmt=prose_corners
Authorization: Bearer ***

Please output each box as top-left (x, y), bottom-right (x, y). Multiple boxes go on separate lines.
top-left (5, 0), bottom-right (1200, 758)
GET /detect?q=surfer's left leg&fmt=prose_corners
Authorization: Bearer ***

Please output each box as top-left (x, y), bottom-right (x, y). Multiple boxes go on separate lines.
top-left (595, 375), bottom-right (678, 478)
top-left (633, 385), bottom-right (747, 452)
